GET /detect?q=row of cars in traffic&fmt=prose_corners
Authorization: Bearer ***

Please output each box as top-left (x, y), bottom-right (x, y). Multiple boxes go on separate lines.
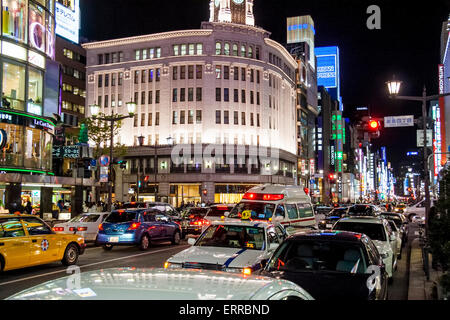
top-left (2, 186), bottom-right (416, 300)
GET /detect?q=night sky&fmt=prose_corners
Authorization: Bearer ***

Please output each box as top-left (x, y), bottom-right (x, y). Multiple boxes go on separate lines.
top-left (79, 0), bottom-right (450, 174)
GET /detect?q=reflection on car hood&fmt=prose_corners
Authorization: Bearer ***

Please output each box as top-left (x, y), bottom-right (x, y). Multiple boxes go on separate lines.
top-left (6, 268), bottom-right (313, 300)
top-left (372, 240), bottom-right (391, 254)
top-left (169, 246), bottom-right (266, 268)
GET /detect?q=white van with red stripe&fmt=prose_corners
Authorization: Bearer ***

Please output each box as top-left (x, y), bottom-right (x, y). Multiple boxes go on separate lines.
top-left (227, 184), bottom-right (317, 231)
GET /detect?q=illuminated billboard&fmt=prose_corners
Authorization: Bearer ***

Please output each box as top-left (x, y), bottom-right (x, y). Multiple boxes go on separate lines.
top-left (316, 46), bottom-right (342, 110)
top-left (287, 16), bottom-right (315, 69)
top-left (55, 0), bottom-right (80, 44)
top-left (316, 46), bottom-right (339, 88)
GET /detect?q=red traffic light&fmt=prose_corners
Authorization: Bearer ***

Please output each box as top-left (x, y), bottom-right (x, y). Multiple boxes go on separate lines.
top-left (202, 189), bottom-right (208, 196)
top-left (368, 120), bottom-right (379, 130)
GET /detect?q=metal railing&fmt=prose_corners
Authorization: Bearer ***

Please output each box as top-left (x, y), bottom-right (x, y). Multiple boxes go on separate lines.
top-left (418, 224), bottom-right (431, 280)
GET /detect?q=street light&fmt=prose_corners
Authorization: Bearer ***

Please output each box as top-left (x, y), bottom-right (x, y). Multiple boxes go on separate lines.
top-left (89, 101), bottom-right (137, 211)
top-left (386, 77), bottom-right (450, 236)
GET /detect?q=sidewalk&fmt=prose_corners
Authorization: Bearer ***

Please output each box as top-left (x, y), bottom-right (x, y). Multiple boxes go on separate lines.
top-left (408, 238), bottom-right (444, 300)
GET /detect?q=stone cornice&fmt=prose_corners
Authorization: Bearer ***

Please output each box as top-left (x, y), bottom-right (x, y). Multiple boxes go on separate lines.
top-left (264, 38), bottom-right (297, 69)
top-left (82, 30), bottom-right (214, 50)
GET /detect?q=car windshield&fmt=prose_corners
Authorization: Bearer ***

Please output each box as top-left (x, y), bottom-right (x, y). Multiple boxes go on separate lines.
top-left (69, 214), bottom-right (100, 223)
top-left (333, 222), bottom-right (386, 241)
top-left (328, 209), bottom-right (347, 217)
top-left (119, 203), bottom-right (147, 209)
top-left (196, 224), bottom-right (265, 250)
top-left (207, 206), bottom-right (233, 217)
top-left (397, 204), bottom-right (406, 208)
top-left (184, 208), bottom-right (208, 218)
top-left (267, 240), bottom-right (366, 274)
top-left (228, 202), bottom-right (276, 220)
top-left (348, 205), bottom-right (373, 215)
top-left (105, 211), bottom-right (138, 223)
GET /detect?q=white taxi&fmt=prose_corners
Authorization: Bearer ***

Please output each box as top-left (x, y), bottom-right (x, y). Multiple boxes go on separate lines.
top-left (53, 212), bottom-right (109, 242)
top-left (164, 217), bottom-right (287, 275)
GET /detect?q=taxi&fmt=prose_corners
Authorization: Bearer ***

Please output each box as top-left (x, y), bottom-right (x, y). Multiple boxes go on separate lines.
top-left (164, 212), bottom-right (287, 275)
top-left (0, 214), bottom-right (86, 272)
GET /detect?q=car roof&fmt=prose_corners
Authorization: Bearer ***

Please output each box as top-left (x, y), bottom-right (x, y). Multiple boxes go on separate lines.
top-left (337, 216), bottom-right (384, 224)
top-left (211, 219), bottom-right (272, 228)
top-left (6, 268), bottom-right (313, 300)
top-left (245, 184), bottom-right (309, 200)
top-left (0, 214), bottom-right (38, 218)
top-left (287, 230), bottom-right (366, 243)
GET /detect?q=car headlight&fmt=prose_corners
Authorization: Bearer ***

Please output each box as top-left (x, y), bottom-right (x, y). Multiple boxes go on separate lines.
top-left (164, 261), bottom-right (183, 269)
top-left (224, 267), bottom-right (252, 275)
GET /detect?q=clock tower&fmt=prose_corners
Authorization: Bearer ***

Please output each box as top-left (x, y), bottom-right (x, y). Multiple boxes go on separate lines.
top-left (209, 0), bottom-right (255, 26)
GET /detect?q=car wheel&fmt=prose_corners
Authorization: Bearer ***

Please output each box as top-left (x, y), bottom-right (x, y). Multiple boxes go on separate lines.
top-left (139, 234), bottom-right (150, 251)
top-left (172, 231), bottom-right (181, 245)
top-left (102, 244), bottom-right (113, 251)
top-left (62, 243), bottom-right (79, 266)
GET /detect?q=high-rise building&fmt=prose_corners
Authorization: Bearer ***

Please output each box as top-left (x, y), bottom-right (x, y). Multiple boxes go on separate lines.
top-left (439, 15), bottom-right (450, 166)
top-left (83, 0), bottom-right (299, 206)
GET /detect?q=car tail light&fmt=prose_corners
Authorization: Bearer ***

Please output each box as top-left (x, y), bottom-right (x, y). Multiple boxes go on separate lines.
top-left (77, 227), bottom-right (88, 231)
top-left (242, 193), bottom-right (284, 201)
top-left (242, 193), bottom-right (256, 200)
top-left (53, 227), bottom-right (64, 232)
top-left (69, 227), bottom-right (75, 232)
top-left (203, 219), bottom-right (210, 226)
top-left (98, 224), bottom-right (104, 231)
top-left (242, 267), bottom-right (252, 276)
top-left (127, 222), bottom-right (141, 231)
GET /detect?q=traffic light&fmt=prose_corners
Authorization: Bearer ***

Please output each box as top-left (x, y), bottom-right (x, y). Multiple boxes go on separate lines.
top-left (202, 189), bottom-right (208, 196)
top-left (328, 173), bottom-right (337, 183)
top-left (368, 120), bottom-right (379, 131)
top-left (113, 158), bottom-right (128, 169)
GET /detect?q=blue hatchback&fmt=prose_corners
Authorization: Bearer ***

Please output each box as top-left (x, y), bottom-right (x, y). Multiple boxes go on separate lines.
top-left (96, 209), bottom-right (182, 251)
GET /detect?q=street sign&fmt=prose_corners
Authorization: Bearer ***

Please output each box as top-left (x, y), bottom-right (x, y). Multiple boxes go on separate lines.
top-left (99, 167), bottom-right (108, 182)
top-left (100, 155), bottom-right (110, 167)
top-left (417, 130), bottom-right (433, 147)
top-left (62, 145), bottom-right (81, 159)
top-left (384, 115), bottom-right (414, 128)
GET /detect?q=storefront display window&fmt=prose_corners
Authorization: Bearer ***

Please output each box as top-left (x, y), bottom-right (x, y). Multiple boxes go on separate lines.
top-left (29, 2), bottom-right (45, 53)
top-left (41, 128), bottom-right (51, 170)
top-left (2, 61), bottom-right (26, 111)
top-left (2, 0), bottom-right (27, 43)
top-left (24, 127), bottom-right (41, 168)
top-left (27, 68), bottom-right (43, 115)
top-left (0, 123), bottom-right (24, 167)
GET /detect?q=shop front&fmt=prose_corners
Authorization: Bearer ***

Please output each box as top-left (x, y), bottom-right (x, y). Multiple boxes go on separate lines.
top-left (214, 184), bottom-right (257, 204)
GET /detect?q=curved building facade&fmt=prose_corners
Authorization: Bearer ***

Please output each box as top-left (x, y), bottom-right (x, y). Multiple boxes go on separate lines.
top-left (84, 0), bottom-right (299, 205)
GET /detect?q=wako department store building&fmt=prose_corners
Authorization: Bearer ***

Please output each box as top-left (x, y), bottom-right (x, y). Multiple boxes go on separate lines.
top-left (84, 0), bottom-right (299, 206)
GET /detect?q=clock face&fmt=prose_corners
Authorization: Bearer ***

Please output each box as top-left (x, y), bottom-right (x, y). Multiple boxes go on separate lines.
top-left (233, 0), bottom-right (244, 4)
top-left (215, 0), bottom-right (220, 7)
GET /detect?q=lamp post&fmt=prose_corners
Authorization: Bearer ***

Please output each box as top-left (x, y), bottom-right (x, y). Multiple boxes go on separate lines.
top-left (89, 101), bottom-right (136, 211)
top-left (137, 135), bottom-right (145, 202)
top-left (386, 77), bottom-right (450, 236)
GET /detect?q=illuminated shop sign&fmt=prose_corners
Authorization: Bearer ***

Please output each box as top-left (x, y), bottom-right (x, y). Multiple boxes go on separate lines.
top-left (1, 40), bottom-right (27, 60)
top-left (33, 118), bottom-right (54, 132)
top-left (316, 46), bottom-right (339, 89)
top-left (28, 50), bottom-right (46, 69)
top-left (27, 102), bottom-right (42, 116)
top-left (55, 0), bottom-right (80, 44)
top-left (0, 129), bottom-right (7, 149)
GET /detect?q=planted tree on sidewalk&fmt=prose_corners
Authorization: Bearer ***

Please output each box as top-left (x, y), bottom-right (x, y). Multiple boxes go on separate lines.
top-left (429, 166), bottom-right (450, 294)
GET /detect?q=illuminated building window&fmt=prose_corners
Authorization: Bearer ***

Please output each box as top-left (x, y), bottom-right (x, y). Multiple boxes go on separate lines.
top-left (189, 44), bottom-right (195, 55)
top-left (111, 94), bottom-right (116, 107)
top-left (172, 88), bottom-right (178, 102)
top-left (172, 111), bottom-right (178, 124)
top-left (224, 43), bottom-right (230, 55)
top-left (233, 44), bottom-right (238, 56)
top-left (196, 110), bottom-right (202, 124)
top-left (118, 94), bottom-right (122, 107)
top-left (240, 44), bottom-right (246, 57)
top-left (173, 45), bottom-right (179, 56)
top-left (215, 66), bottom-right (221, 79)
top-left (143, 49), bottom-right (148, 60)
top-left (215, 42), bottom-right (222, 55)
top-left (148, 113), bottom-right (152, 126)
top-left (118, 72), bottom-right (123, 85)
top-left (149, 48), bottom-right (154, 59)
top-left (196, 43), bottom-right (203, 55)
top-left (181, 44), bottom-right (187, 56)
top-left (188, 110), bottom-right (194, 124)
top-left (156, 47), bottom-right (161, 58)
top-left (156, 68), bottom-right (160, 81)
top-left (135, 50), bottom-right (140, 60)
top-left (142, 70), bottom-right (147, 83)
top-left (248, 46), bottom-right (253, 59)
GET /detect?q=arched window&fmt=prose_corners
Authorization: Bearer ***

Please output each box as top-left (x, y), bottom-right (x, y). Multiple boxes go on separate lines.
top-left (216, 42), bottom-right (222, 55)
top-left (248, 46), bottom-right (253, 58)
top-left (224, 43), bottom-right (230, 55)
top-left (233, 44), bottom-right (238, 56)
top-left (241, 44), bottom-right (246, 57)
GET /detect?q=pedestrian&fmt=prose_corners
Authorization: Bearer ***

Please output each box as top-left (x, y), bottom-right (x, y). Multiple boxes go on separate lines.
top-left (25, 201), bottom-right (33, 215)
top-left (57, 200), bottom-right (64, 212)
top-left (52, 202), bottom-right (60, 219)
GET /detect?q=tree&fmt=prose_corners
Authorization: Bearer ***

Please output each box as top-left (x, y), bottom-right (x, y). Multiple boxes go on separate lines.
top-left (78, 123), bottom-right (89, 144)
top-left (429, 167), bottom-right (450, 295)
top-left (80, 113), bottom-right (128, 159)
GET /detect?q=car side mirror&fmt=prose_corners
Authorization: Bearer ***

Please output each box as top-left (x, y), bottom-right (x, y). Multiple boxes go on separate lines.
top-left (269, 243), bottom-right (279, 251)
top-left (188, 238), bottom-right (196, 246)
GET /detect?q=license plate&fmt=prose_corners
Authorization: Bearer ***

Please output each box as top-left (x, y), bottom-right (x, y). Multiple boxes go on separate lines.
top-left (109, 237), bottom-right (119, 243)
top-left (326, 224), bottom-right (333, 228)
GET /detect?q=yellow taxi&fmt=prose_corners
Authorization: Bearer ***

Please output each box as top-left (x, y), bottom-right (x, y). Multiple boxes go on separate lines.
top-left (0, 214), bottom-right (86, 272)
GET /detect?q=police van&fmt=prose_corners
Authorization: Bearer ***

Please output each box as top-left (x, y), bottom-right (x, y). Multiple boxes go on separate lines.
top-left (227, 184), bottom-right (317, 232)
